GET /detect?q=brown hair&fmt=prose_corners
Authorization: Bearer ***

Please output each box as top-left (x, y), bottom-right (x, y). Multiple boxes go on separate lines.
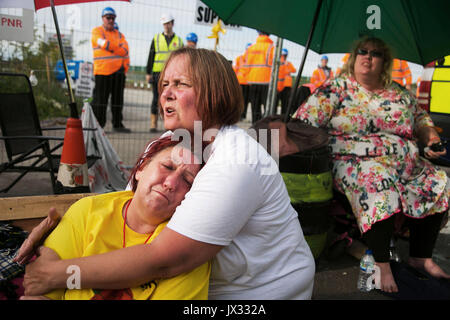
top-left (341, 36), bottom-right (393, 87)
top-left (158, 47), bottom-right (244, 130)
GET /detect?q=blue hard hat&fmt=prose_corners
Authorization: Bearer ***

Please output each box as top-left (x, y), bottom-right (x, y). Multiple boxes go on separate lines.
top-left (102, 7), bottom-right (116, 17)
top-left (321, 55), bottom-right (328, 60)
top-left (186, 32), bottom-right (198, 43)
top-left (282, 48), bottom-right (288, 56)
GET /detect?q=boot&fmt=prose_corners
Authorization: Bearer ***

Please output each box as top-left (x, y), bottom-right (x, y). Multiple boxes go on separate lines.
top-left (150, 113), bottom-right (158, 133)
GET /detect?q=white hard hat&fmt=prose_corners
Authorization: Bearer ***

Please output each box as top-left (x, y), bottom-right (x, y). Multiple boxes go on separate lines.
top-left (160, 13), bottom-right (174, 24)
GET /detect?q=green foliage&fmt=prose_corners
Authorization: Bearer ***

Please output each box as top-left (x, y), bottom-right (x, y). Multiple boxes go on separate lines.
top-left (0, 31), bottom-right (83, 119)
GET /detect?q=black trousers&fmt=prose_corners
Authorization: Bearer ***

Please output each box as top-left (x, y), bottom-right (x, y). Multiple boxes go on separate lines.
top-left (248, 84), bottom-right (268, 123)
top-left (240, 84), bottom-right (250, 119)
top-left (277, 86), bottom-right (291, 115)
top-left (150, 72), bottom-right (160, 115)
top-left (363, 212), bottom-right (446, 262)
top-left (92, 71), bottom-right (125, 128)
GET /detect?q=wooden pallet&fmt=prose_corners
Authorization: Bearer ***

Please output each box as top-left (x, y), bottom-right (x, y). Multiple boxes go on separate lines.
top-left (0, 193), bottom-right (93, 231)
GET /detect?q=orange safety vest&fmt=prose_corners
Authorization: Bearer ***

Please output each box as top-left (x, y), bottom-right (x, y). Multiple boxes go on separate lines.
top-left (244, 35), bottom-right (274, 85)
top-left (392, 59), bottom-right (412, 86)
top-left (234, 54), bottom-right (249, 85)
top-left (311, 66), bottom-right (333, 88)
top-left (92, 25), bottom-right (129, 76)
top-left (416, 76), bottom-right (421, 98)
top-left (277, 57), bottom-right (296, 91)
top-left (335, 53), bottom-right (350, 76)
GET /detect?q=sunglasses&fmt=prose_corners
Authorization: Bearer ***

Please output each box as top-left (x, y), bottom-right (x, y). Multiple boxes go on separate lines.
top-left (357, 48), bottom-right (383, 58)
top-left (104, 15), bottom-right (116, 20)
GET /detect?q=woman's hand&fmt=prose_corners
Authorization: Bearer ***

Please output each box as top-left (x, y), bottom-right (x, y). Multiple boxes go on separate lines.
top-left (23, 246), bottom-right (62, 296)
top-left (13, 208), bottom-right (61, 265)
top-left (424, 136), bottom-right (447, 159)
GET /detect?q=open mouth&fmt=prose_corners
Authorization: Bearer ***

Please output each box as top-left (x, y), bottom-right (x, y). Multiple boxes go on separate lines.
top-left (164, 106), bottom-right (175, 115)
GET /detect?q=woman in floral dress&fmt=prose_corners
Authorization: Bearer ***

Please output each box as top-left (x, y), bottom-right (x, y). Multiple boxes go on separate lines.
top-left (293, 37), bottom-right (450, 292)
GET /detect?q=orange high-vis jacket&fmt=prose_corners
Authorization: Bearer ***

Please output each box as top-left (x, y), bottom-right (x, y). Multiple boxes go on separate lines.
top-left (277, 57), bottom-right (296, 92)
top-left (92, 25), bottom-right (129, 76)
top-left (416, 76), bottom-right (421, 98)
top-left (336, 53), bottom-right (350, 76)
top-left (311, 66), bottom-right (333, 88)
top-left (392, 59), bottom-right (412, 87)
top-left (234, 54), bottom-right (249, 85)
top-left (244, 35), bottom-right (274, 85)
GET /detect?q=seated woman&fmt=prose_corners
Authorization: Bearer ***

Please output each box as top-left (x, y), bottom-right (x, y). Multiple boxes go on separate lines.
top-left (34, 136), bottom-right (210, 300)
top-left (292, 36), bottom-right (450, 292)
top-left (18, 48), bottom-right (315, 300)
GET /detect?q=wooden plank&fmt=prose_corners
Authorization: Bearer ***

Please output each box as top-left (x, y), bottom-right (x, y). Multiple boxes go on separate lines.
top-left (0, 193), bottom-right (94, 221)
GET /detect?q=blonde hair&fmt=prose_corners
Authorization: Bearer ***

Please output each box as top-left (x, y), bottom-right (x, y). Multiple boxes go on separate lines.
top-left (341, 36), bottom-right (393, 87)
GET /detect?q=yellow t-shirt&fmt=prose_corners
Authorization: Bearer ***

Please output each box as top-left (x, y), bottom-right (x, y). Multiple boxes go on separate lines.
top-left (44, 191), bottom-right (210, 300)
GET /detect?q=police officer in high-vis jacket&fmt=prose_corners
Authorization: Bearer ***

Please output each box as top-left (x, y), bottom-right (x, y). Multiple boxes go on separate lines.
top-left (91, 7), bottom-right (130, 132)
top-left (145, 13), bottom-right (184, 133)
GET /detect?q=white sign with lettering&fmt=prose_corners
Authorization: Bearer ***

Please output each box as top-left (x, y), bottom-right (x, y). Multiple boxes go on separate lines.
top-left (195, 0), bottom-right (241, 30)
top-left (0, 9), bottom-right (34, 42)
top-left (76, 62), bottom-right (95, 98)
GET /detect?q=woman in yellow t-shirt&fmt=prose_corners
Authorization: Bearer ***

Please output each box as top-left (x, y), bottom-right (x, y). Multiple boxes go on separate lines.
top-left (35, 136), bottom-right (210, 300)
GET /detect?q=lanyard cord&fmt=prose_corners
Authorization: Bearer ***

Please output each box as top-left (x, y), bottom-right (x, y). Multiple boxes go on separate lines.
top-left (122, 199), bottom-right (154, 248)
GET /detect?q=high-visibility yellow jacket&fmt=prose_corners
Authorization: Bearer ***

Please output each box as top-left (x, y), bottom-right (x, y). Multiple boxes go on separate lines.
top-left (234, 53), bottom-right (249, 85)
top-left (427, 56), bottom-right (450, 114)
top-left (91, 26), bottom-right (129, 76)
top-left (392, 59), bottom-right (412, 86)
top-left (152, 33), bottom-right (183, 73)
top-left (244, 35), bottom-right (274, 85)
top-left (311, 66), bottom-right (333, 88)
top-left (277, 57), bottom-right (296, 91)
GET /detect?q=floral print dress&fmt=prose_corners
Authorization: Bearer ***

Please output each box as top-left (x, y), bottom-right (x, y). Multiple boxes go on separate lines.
top-left (293, 75), bottom-right (449, 234)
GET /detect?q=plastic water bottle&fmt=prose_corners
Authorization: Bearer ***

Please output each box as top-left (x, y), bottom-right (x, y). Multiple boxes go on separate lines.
top-left (357, 249), bottom-right (375, 292)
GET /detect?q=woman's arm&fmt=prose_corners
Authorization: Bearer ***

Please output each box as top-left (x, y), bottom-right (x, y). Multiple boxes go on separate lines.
top-left (415, 125), bottom-right (440, 144)
top-left (13, 208), bottom-right (61, 265)
top-left (23, 227), bottom-right (222, 296)
top-left (415, 125), bottom-right (446, 159)
top-left (292, 80), bottom-right (340, 127)
top-left (413, 99), bottom-right (446, 159)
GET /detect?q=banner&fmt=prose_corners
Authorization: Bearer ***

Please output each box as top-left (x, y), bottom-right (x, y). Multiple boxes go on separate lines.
top-left (81, 102), bottom-right (130, 193)
top-left (195, 0), bottom-right (241, 30)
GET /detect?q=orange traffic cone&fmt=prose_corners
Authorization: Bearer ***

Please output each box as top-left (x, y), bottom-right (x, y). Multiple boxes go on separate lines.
top-left (55, 118), bottom-right (90, 194)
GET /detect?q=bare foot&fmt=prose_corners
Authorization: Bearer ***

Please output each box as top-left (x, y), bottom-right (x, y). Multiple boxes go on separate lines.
top-left (408, 257), bottom-right (450, 279)
top-left (376, 262), bottom-right (399, 293)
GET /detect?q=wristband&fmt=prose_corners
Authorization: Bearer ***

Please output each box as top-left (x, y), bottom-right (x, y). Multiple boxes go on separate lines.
top-left (429, 136), bottom-right (441, 144)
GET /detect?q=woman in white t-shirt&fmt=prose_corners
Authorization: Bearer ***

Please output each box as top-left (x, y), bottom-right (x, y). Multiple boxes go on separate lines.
top-left (19, 48), bottom-right (315, 299)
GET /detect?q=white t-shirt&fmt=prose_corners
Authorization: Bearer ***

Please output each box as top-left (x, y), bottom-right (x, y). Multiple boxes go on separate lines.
top-left (167, 125), bottom-right (315, 300)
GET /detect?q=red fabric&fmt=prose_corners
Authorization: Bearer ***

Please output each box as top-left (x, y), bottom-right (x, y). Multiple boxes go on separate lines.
top-left (34, 0), bottom-right (130, 11)
top-left (0, 276), bottom-right (25, 300)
